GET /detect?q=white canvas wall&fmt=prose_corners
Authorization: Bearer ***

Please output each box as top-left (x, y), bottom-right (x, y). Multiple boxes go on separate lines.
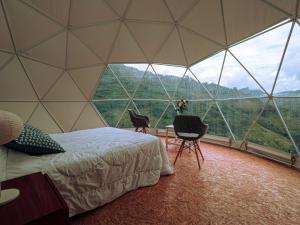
top-left (0, 0), bottom-right (297, 132)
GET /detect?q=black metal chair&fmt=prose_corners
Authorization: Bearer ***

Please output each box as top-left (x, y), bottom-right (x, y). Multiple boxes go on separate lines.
top-left (128, 109), bottom-right (150, 133)
top-left (173, 115), bottom-right (208, 169)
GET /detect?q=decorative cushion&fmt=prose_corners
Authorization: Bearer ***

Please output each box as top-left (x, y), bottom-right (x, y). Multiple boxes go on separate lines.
top-left (5, 124), bottom-right (65, 155)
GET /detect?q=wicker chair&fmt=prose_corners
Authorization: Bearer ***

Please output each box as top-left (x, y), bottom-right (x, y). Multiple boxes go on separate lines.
top-left (173, 115), bottom-right (208, 169)
top-left (128, 109), bottom-right (150, 133)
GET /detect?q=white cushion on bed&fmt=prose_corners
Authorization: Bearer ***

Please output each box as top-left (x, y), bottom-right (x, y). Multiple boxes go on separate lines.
top-left (4, 127), bottom-right (173, 216)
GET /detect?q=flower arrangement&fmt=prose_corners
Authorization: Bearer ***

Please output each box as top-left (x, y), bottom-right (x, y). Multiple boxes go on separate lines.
top-left (176, 99), bottom-right (189, 114)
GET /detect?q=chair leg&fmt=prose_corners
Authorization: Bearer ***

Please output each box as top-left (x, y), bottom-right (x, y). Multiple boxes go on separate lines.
top-left (193, 141), bottom-right (201, 170)
top-left (195, 140), bottom-right (204, 160)
top-left (179, 147), bottom-right (183, 157)
top-left (174, 140), bottom-right (185, 165)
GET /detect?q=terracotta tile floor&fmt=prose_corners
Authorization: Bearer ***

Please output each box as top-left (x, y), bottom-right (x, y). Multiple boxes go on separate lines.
top-left (71, 138), bottom-right (300, 225)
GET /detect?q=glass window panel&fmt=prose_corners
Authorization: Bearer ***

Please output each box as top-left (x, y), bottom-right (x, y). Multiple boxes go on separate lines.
top-left (93, 100), bottom-right (129, 127)
top-left (110, 64), bottom-right (148, 97)
top-left (186, 100), bottom-right (211, 119)
top-left (275, 98), bottom-right (300, 153)
top-left (218, 98), bottom-right (266, 140)
top-left (134, 66), bottom-right (169, 99)
top-left (152, 64), bottom-right (186, 98)
top-left (134, 100), bottom-right (169, 128)
top-left (93, 67), bottom-right (128, 99)
top-left (274, 23), bottom-right (300, 96)
top-left (203, 103), bottom-right (231, 137)
top-left (175, 70), bottom-right (211, 100)
top-left (117, 101), bottom-right (137, 128)
top-left (190, 51), bottom-right (225, 97)
top-left (230, 23), bottom-right (291, 93)
top-left (156, 103), bottom-right (177, 128)
top-left (218, 52), bottom-right (266, 99)
top-left (246, 100), bottom-right (295, 153)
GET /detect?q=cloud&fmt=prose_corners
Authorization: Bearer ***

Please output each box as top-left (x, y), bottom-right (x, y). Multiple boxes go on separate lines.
top-left (190, 51), bottom-right (225, 83)
top-left (124, 21), bottom-right (300, 94)
top-left (152, 64), bottom-right (186, 77)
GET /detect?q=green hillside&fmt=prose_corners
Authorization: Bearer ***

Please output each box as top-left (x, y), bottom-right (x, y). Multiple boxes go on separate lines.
top-left (94, 64), bottom-right (300, 154)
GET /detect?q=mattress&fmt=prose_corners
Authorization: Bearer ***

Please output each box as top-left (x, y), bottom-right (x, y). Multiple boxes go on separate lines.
top-left (1, 127), bottom-right (174, 216)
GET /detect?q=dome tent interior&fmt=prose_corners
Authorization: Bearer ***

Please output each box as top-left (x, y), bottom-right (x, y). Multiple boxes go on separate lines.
top-left (0, 0), bottom-right (300, 166)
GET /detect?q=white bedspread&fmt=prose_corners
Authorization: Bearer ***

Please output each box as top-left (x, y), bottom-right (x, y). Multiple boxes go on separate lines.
top-left (1, 127), bottom-right (173, 216)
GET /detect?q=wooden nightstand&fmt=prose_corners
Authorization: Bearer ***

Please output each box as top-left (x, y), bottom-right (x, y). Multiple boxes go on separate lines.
top-left (0, 172), bottom-right (69, 225)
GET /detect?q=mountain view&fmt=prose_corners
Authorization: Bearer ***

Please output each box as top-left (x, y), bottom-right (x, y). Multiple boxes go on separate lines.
top-left (94, 64), bottom-right (300, 154)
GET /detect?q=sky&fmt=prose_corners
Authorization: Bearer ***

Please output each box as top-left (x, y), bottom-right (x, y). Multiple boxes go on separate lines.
top-left (125, 20), bottom-right (300, 94)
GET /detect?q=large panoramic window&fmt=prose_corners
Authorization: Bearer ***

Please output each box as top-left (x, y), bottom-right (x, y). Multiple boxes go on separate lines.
top-left (93, 20), bottom-right (300, 156)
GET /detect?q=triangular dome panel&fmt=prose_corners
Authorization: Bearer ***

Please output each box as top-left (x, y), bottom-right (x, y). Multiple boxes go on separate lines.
top-left (127, 22), bottom-right (173, 60)
top-left (69, 0), bottom-right (118, 27)
top-left (72, 22), bottom-right (120, 62)
top-left (110, 64), bottom-right (148, 97)
top-left (264, 0), bottom-right (297, 17)
top-left (117, 101), bottom-right (136, 128)
top-left (0, 51), bottom-right (13, 68)
top-left (181, 0), bottom-right (226, 44)
top-left (174, 70), bottom-right (211, 100)
top-left (223, 0), bottom-right (288, 45)
top-left (93, 66), bottom-right (129, 100)
top-left (246, 100), bottom-right (295, 153)
top-left (218, 99), bottom-right (266, 140)
top-left (67, 33), bottom-right (102, 69)
top-left (109, 24), bottom-right (146, 63)
top-left (156, 103), bottom-right (177, 129)
top-left (218, 52), bottom-right (266, 99)
top-left (179, 26), bottom-right (222, 66)
top-left (126, 0), bottom-right (172, 22)
top-left (230, 23), bottom-right (291, 94)
top-left (43, 101), bottom-right (86, 132)
top-left (0, 4), bottom-right (14, 52)
top-left (68, 65), bottom-right (105, 100)
top-left (165, 0), bottom-right (199, 21)
top-left (72, 103), bottom-right (105, 131)
top-left (28, 103), bottom-right (62, 133)
top-left (275, 98), bottom-right (300, 153)
top-left (153, 28), bottom-right (187, 66)
top-left (21, 56), bottom-right (63, 99)
top-left (25, 31), bottom-right (67, 68)
top-left (190, 51), bottom-right (225, 98)
top-left (4, 0), bottom-right (63, 51)
top-left (186, 101), bottom-right (211, 119)
top-left (105, 0), bottom-right (129, 17)
top-left (43, 72), bottom-right (86, 101)
top-left (274, 23), bottom-right (300, 96)
top-left (134, 66), bottom-right (169, 99)
top-left (152, 64), bottom-right (186, 99)
top-left (24, 0), bottom-right (70, 26)
top-left (94, 100), bottom-right (129, 127)
top-left (0, 101), bottom-right (37, 122)
top-left (0, 57), bottom-right (38, 100)
top-left (203, 102), bottom-right (231, 138)
top-left (134, 100), bottom-right (169, 127)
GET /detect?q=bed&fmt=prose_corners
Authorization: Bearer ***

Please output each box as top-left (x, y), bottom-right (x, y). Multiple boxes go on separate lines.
top-left (0, 127), bottom-right (174, 216)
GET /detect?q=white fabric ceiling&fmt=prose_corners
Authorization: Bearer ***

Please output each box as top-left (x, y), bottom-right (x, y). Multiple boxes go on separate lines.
top-left (0, 0), bottom-right (298, 132)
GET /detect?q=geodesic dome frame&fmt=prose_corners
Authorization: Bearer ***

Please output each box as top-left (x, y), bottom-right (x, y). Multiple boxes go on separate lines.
top-left (0, 0), bottom-right (300, 164)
